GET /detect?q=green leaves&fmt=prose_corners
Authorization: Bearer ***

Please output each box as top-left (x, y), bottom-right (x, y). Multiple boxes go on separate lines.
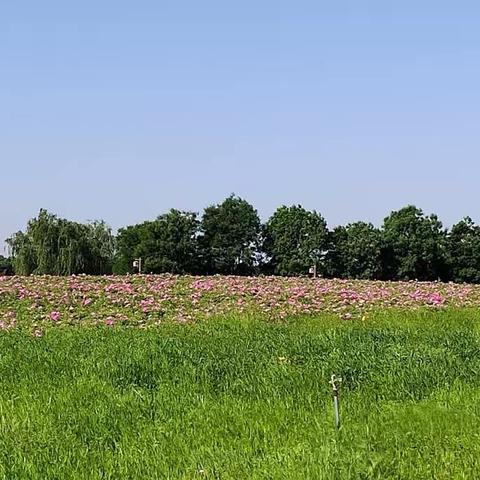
top-left (7, 202), bottom-right (480, 283)
top-left (381, 206), bottom-right (448, 281)
top-left (264, 205), bottom-right (329, 276)
top-left (116, 210), bottom-right (201, 275)
top-left (328, 222), bottom-right (383, 279)
top-left (6, 210), bottom-right (114, 275)
top-left (447, 217), bottom-right (480, 283)
top-left (199, 195), bottom-right (261, 275)
top-left (0, 255), bottom-right (13, 275)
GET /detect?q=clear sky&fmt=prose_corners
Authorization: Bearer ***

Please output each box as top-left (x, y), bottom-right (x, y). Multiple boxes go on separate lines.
top-left (1, 1), bottom-right (479, 251)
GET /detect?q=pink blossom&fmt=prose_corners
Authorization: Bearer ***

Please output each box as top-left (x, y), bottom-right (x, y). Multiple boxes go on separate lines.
top-left (2, 274), bottom-right (480, 328)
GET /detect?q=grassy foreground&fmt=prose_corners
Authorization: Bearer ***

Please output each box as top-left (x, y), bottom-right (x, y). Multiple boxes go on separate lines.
top-left (1, 310), bottom-right (480, 479)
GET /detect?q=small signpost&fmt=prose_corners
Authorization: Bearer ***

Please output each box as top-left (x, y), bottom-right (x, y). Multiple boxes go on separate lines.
top-left (133, 258), bottom-right (142, 274)
top-left (309, 264), bottom-right (317, 278)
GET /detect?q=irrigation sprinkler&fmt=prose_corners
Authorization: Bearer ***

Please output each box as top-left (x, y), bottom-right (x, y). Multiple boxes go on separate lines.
top-left (329, 374), bottom-right (342, 429)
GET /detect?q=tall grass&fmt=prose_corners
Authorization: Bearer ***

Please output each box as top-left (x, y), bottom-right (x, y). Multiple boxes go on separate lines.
top-left (1, 309), bottom-right (480, 479)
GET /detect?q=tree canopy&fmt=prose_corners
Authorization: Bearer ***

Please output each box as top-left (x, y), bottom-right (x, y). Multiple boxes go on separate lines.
top-left (7, 209), bottom-right (114, 275)
top-left (328, 222), bottom-right (383, 279)
top-left (381, 206), bottom-right (448, 281)
top-left (5, 200), bottom-right (480, 284)
top-left (200, 195), bottom-right (261, 275)
top-left (114, 209), bottom-right (200, 274)
top-left (264, 205), bottom-right (329, 276)
top-left (447, 217), bottom-right (480, 284)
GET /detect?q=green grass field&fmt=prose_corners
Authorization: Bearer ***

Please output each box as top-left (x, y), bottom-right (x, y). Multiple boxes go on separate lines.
top-left (1, 309), bottom-right (480, 479)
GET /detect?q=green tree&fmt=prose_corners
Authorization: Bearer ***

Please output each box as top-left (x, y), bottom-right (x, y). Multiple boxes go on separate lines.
top-left (5, 231), bottom-right (35, 275)
top-left (381, 206), bottom-right (448, 281)
top-left (6, 209), bottom-right (114, 275)
top-left (328, 222), bottom-right (382, 279)
top-left (83, 221), bottom-right (115, 274)
top-left (113, 224), bottom-right (143, 274)
top-left (114, 209), bottom-right (200, 274)
top-left (140, 210), bottom-right (200, 274)
top-left (264, 205), bottom-right (329, 276)
top-left (200, 195), bottom-right (261, 275)
top-left (447, 217), bottom-right (480, 283)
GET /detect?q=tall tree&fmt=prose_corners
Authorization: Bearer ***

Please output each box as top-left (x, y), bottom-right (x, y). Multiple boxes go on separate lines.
top-left (140, 210), bottom-right (200, 274)
top-left (114, 209), bottom-right (200, 274)
top-left (264, 205), bottom-right (329, 276)
top-left (83, 220), bottom-right (115, 275)
top-left (447, 217), bottom-right (480, 283)
top-left (113, 224), bottom-right (143, 274)
top-left (200, 195), bottom-right (261, 275)
top-left (328, 222), bottom-right (383, 279)
top-left (381, 205), bottom-right (448, 281)
top-left (6, 209), bottom-right (114, 275)
top-left (5, 231), bottom-right (35, 275)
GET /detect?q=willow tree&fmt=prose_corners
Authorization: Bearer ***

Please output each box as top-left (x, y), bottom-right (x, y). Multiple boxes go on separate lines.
top-left (6, 209), bottom-right (114, 275)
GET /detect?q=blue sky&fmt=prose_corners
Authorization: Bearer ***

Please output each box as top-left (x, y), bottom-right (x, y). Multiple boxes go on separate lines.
top-left (1, 1), bottom-right (479, 249)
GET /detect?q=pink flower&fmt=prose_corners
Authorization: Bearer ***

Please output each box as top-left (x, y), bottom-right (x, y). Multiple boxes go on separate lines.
top-left (428, 293), bottom-right (445, 305)
top-left (105, 317), bottom-right (115, 326)
top-left (50, 311), bottom-right (61, 322)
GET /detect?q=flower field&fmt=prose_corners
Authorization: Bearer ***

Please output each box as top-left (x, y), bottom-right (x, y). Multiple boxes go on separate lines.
top-left (1, 274), bottom-right (480, 332)
top-left (2, 276), bottom-right (480, 478)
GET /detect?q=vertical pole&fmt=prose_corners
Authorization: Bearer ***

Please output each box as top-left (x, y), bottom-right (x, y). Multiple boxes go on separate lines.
top-left (138, 257), bottom-right (142, 274)
top-left (333, 388), bottom-right (340, 429)
top-left (330, 374), bottom-right (342, 429)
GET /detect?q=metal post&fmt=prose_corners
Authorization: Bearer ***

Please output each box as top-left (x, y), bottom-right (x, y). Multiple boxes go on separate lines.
top-left (329, 374), bottom-right (342, 429)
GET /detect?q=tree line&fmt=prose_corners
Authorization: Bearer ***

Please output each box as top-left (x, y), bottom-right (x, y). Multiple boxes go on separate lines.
top-left (4, 196), bottom-right (480, 283)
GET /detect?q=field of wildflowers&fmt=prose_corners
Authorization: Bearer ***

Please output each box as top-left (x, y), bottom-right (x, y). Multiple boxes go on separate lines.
top-left (2, 275), bottom-right (480, 478)
top-left (2, 274), bottom-right (480, 332)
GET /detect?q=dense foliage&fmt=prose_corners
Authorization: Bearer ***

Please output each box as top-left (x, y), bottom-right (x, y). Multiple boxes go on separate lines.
top-left (327, 222), bottom-right (383, 279)
top-left (381, 206), bottom-right (449, 281)
top-left (200, 195), bottom-right (261, 275)
top-left (114, 210), bottom-right (200, 275)
top-left (4, 200), bottom-right (480, 283)
top-left (6, 210), bottom-right (114, 275)
top-left (0, 255), bottom-right (12, 275)
top-left (263, 205), bottom-right (329, 276)
top-left (447, 217), bottom-right (480, 284)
